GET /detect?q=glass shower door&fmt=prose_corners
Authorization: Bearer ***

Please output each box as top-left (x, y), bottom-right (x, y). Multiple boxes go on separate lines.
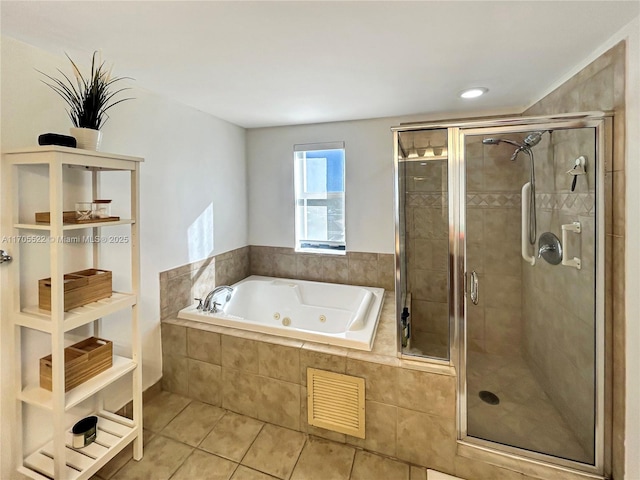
top-left (396, 128), bottom-right (450, 360)
top-left (461, 124), bottom-right (600, 467)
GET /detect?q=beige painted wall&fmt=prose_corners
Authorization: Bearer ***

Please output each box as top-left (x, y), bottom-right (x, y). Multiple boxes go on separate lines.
top-left (0, 36), bottom-right (248, 476)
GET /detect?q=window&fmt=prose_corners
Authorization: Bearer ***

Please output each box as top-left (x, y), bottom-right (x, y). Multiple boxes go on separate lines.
top-left (294, 142), bottom-right (345, 254)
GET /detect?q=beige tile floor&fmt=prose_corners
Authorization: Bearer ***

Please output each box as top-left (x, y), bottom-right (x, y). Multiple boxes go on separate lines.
top-left (94, 391), bottom-right (430, 480)
top-left (466, 351), bottom-right (591, 464)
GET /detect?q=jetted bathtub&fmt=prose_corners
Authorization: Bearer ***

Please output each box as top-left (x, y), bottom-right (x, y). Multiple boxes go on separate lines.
top-left (178, 275), bottom-right (385, 351)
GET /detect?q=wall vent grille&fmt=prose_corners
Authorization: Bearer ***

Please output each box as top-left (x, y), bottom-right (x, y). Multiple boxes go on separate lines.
top-left (307, 368), bottom-right (365, 438)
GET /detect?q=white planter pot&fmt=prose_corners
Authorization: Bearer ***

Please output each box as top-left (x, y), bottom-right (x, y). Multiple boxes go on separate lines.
top-left (70, 127), bottom-right (102, 151)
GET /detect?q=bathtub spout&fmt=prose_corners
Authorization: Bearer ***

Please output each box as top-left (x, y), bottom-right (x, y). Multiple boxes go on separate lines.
top-left (203, 285), bottom-right (234, 312)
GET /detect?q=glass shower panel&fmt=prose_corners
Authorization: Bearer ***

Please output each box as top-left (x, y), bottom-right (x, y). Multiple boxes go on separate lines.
top-left (464, 127), bottom-right (597, 465)
top-left (397, 128), bottom-right (449, 360)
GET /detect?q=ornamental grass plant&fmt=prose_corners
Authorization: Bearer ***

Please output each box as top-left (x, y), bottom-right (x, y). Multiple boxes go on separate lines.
top-left (39, 51), bottom-right (133, 130)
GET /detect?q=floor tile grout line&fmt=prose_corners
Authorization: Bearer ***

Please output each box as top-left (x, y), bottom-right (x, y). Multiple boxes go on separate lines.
top-left (146, 394), bottom-right (194, 433)
top-left (238, 421), bottom-right (267, 466)
top-left (347, 447), bottom-right (358, 479)
top-left (193, 407), bottom-right (229, 449)
top-left (227, 461), bottom-right (242, 480)
top-left (166, 447), bottom-right (197, 480)
top-left (237, 423), bottom-right (308, 480)
top-left (285, 437), bottom-right (307, 480)
top-left (137, 393), bottom-right (424, 480)
top-left (100, 429), bottom-right (161, 480)
top-left (157, 400), bottom-right (227, 449)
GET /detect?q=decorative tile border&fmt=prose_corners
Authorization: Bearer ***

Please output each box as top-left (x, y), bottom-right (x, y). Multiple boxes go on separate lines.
top-left (407, 191), bottom-right (595, 215)
top-left (537, 192), bottom-right (595, 215)
top-left (406, 193), bottom-right (447, 207)
top-left (406, 192), bottom-right (521, 209)
top-left (466, 192), bottom-right (520, 209)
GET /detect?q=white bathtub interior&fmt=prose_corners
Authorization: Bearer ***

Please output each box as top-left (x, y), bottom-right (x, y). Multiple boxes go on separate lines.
top-left (178, 275), bottom-right (385, 351)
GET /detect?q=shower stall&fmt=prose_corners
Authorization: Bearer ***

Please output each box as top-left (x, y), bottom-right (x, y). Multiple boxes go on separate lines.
top-left (392, 112), bottom-right (609, 475)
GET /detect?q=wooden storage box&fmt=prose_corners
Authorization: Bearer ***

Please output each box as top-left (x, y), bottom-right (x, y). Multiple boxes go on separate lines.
top-left (39, 269), bottom-right (112, 311)
top-left (39, 337), bottom-right (113, 391)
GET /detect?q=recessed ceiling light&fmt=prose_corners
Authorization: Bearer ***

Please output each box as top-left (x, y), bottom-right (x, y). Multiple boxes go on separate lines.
top-left (460, 87), bottom-right (488, 99)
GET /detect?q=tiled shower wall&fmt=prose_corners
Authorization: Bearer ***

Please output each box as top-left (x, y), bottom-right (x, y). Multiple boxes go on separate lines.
top-left (465, 134), bottom-right (529, 356)
top-left (159, 246), bottom-right (395, 320)
top-left (404, 159), bottom-right (449, 352)
top-left (522, 128), bottom-right (596, 456)
top-left (524, 41), bottom-right (625, 479)
top-left (402, 133), bottom-right (529, 357)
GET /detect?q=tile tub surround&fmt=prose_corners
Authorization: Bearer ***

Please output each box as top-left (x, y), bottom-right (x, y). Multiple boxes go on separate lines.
top-left (160, 246), bottom-right (394, 321)
top-left (160, 246), bottom-right (250, 320)
top-left (162, 293), bottom-right (462, 475)
top-left (162, 295), bottom-right (600, 480)
top-left (249, 246), bottom-right (395, 291)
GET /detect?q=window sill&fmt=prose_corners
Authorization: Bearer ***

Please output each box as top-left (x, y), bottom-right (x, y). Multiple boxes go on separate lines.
top-left (295, 247), bottom-right (346, 256)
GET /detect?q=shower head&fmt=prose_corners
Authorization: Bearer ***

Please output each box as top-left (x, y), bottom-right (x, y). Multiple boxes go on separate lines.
top-left (483, 130), bottom-right (549, 161)
top-left (482, 137), bottom-right (522, 148)
top-left (523, 131), bottom-right (545, 148)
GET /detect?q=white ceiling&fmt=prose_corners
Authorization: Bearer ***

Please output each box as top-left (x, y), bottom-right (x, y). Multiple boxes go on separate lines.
top-left (2, 1), bottom-right (638, 128)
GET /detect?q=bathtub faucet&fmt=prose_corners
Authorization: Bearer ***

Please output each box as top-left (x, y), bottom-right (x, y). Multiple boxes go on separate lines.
top-left (199, 285), bottom-right (234, 313)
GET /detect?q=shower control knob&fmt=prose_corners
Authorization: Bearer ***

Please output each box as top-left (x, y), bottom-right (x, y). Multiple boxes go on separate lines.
top-left (537, 232), bottom-right (562, 265)
top-left (537, 244), bottom-right (555, 258)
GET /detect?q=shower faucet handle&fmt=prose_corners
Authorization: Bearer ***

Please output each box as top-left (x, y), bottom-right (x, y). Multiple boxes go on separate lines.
top-left (537, 244), bottom-right (555, 258)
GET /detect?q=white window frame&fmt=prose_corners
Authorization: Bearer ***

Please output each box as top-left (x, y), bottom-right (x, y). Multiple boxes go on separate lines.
top-left (294, 141), bottom-right (346, 255)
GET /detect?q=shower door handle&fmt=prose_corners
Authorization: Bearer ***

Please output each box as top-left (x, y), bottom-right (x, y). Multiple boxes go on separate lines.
top-left (469, 271), bottom-right (479, 305)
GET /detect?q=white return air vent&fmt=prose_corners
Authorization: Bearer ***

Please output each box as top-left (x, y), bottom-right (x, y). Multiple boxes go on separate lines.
top-left (307, 368), bottom-right (365, 438)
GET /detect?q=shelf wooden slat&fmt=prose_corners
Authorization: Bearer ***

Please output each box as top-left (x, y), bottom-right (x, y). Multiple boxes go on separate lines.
top-left (18, 292), bottom-right (137, 333)
top-left (20, 355), bottom-right (137, 411)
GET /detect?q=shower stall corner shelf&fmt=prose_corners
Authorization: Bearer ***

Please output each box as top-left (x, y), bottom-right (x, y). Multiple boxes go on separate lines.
top-left (1, 146), bottom-right (144, 480)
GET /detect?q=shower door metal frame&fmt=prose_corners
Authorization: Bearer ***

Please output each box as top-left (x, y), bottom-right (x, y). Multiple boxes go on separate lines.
top-left (393, 111), bottom-right (609, 476)
top-left (392, 126), bottom-right (459, 367)
top-left (456, 116), bottom-right (607, 475)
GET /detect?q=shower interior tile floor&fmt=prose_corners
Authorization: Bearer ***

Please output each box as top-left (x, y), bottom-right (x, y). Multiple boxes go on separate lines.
top-left (405, 335), bottom-right (448, 359)
top-left (93, 391), bottom-right (430, 480)
top-left (466, 351), bottom-right (590, 464)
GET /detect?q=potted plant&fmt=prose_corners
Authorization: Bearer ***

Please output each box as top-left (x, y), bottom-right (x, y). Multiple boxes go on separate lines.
top-left (39, 52), bottom-right (132, 150)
